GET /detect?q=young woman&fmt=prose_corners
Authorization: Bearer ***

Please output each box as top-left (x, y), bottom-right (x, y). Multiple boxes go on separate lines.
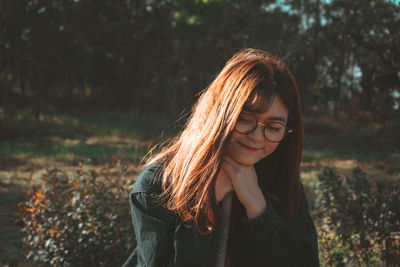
top-left (123, 49), bottom-right (319, 267)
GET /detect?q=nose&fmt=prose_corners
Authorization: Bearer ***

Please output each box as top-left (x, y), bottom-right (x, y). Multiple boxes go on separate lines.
top-left (247, 123), bottom-right (265, 141)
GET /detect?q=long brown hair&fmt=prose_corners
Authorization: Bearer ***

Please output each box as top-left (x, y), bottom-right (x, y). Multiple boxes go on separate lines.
top-left (146, 48), bottom-right (303, 234)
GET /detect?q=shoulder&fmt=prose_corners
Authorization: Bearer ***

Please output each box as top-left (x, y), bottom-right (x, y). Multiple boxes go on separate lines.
top-left (130, 163), bottom-right (176, 224)
top-left (132, 163), bottom-right (164, 195)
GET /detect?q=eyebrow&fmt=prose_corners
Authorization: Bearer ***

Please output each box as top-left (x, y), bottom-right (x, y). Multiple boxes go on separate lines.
top-left (242, 109), bottom-right (287, 123)
top-left (266, 116), bottom-right (287, 123)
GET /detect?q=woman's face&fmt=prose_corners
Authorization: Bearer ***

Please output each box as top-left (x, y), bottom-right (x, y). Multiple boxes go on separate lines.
top-left (226, 95), bottom-right (288, 166)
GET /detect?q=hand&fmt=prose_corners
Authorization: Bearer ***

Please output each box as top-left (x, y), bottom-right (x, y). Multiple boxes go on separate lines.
top-left (221, 156), bottom-right (267, 219)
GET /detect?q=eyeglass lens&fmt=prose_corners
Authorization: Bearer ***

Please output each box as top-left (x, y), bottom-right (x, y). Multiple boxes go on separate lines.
top-left (235, 113), bottom-right (286, 142)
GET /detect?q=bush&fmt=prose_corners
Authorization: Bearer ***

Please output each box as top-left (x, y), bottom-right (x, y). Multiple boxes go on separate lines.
top-left (315, 167), bottom-right (400, 266)
top-left (19, 165), bottom-right (135, 266)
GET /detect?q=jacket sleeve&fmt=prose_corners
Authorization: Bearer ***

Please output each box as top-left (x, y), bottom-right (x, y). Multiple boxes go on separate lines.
top-left (122, 166), bottom-right (176, 267)
top-left (238, 184), bottom-right (319, 267)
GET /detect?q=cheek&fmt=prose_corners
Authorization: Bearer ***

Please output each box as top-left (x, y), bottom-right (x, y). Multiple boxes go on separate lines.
top-left (228, 132), bottom-right (240, 146)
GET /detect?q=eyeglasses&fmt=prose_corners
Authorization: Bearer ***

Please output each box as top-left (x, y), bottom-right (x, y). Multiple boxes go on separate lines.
top-left (234, 112), bottom-right (293, 142)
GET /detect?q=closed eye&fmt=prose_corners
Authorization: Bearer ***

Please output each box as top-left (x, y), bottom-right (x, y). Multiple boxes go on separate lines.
top-left (238, 116), bottom-right (252, 122)
top-left (266, 122), bottom-right (285, 132)
top-left (238, 113), bottom-right (255, 122)
top-left (267, 126), bottom-right (281, 132)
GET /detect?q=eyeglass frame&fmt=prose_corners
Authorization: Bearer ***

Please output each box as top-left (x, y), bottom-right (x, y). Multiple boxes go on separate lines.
top-left (234, 112), bottom-right (293, 142)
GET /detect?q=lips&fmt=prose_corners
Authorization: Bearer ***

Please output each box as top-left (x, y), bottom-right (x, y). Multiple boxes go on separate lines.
top-left (239, 142), bottom-right (260, 151)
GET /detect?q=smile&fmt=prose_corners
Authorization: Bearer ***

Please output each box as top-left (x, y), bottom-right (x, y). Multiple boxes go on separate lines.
top-left (239, 142), bottom-right (260, 152)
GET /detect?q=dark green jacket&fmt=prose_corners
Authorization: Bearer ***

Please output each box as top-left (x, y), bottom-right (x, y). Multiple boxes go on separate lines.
top-left (123, 164), bottom-right (319, 267)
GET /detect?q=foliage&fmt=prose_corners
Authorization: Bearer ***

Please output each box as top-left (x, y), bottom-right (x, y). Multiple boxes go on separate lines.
top-left (315, 167), bottom-right (400, 266)
top-left (19, 165), bottom-right (135, 266)
top-left (1, 0), bottom-right (398, 120)
top-left (16, 161), bottom-right (400, 266)
top-left (299, 0), bottom-right (400, 119)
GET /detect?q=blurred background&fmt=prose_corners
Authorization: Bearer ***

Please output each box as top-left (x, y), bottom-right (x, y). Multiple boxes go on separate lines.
top-left (0, 0), bottom-right (399, 266)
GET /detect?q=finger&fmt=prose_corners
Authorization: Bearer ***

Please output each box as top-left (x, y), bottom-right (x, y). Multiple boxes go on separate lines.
top-left (223, 155), bottom-right (237, 166)
top-left (221, 160), bottom-right (236, 176)
top-left (224, 154), bottom-right (245, 168)
top-left (223, 156), bottom-right (241, 171)
top-left (217, 167), bottom-right (229, 181)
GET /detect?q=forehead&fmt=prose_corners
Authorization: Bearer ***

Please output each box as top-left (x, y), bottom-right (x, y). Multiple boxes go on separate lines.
top-left (244, 88), bottom-right (274, 113)
top-left (244, 95), bottom-right (271, 113)
top-left (244, 95), bottom-right (288, 122)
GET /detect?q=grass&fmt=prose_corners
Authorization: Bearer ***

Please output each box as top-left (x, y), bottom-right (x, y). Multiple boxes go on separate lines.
top-left (0, 109), bottom-right (399, 265)
top-left (0, 110), bottom-right (178, 166)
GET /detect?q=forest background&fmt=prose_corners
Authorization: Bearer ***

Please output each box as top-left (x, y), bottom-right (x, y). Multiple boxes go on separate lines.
top-left (0, 0), bottom-right (399, 266)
